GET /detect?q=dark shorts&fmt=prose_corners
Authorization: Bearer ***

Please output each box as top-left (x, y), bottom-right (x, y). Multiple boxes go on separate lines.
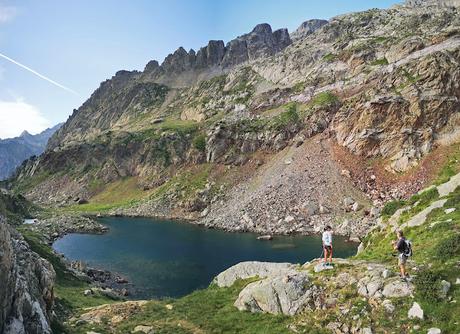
top-left (324, 245), bottom-right (332, 252)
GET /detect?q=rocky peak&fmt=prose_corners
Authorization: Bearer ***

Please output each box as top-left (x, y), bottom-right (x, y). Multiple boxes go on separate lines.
top-left (141, 22), bottom-right (293, 83)
top-left (195, 40), bottom-right (226, 68)
top-left (291, 19), bottom-right (328, 41)
top-left (19, 130), bottom-right (31, 138)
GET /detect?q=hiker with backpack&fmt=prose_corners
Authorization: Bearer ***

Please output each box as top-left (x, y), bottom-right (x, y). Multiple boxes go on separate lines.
top-left (391, 230), bottom-right (412, 280)
top-left (322, 225), bottom-right (333, 266)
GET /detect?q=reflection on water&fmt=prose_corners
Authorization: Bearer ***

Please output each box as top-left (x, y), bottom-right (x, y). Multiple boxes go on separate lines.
top-left (53, 217), bottom-right (357, 299)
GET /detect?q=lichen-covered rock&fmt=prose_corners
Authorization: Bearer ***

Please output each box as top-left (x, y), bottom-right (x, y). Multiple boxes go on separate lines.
top-left (0, 216), bottom-right (55, 334)
top-left (213, 261), bottom-right (298, 287)
top-left (382, 279), bottom-right (414, 298)
top-left (234, 272), bottom-right (314, 315)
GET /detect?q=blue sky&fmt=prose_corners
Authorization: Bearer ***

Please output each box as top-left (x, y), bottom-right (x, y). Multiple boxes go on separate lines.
top-left (0, 0), bottom-right (400, 139)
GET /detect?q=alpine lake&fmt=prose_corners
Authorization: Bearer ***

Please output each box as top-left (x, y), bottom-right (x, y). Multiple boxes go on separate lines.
top-left (53, 217), bottom-right (358, 299)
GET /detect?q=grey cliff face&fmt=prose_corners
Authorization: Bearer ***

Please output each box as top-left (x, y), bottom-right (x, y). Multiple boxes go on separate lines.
top-left (290, 19), bottom-right (328, 41)
top-left (144, 23), bottom-right (292, 79)
top-left (0, 216), bottom-right (55, 334)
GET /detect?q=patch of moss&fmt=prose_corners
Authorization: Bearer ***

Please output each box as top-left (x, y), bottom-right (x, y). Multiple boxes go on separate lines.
top-left (370, 57), bottom-right (389, 66)
top-left (308, 91), bottom-right (339, 108)
top-left (322, 53), bottom-right (337, 62)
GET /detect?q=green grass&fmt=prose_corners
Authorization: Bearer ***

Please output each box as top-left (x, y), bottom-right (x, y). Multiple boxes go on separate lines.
top-left (192, 133), bottom-right (207, 152)
top-left (72, 279), bottom-right (293, 334)
top-left (434, 146), bottom-right (460, 185)
top-left (150, 164), bottom-right (212, 201)
top-left (269, 102), bottom-right (300, 131)
top-left (66, 177), bottom-right (150, 214)
top-left (355, 179), bottom-right (460, 333)
top-left (292, 81), bottom-right (306, 93)
top-left (370, 57), bottom-right (389, 66)
top-left (322, 53), bottom-right (337, 62)
top-left (381, 199), bottom-right (406, 219)
top-left (307, 91), bottom-right (339, 108)
top-left (13, 171), bottom-right (52, 195)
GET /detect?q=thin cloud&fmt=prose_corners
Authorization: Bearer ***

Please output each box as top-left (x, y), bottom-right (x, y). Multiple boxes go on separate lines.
top-left (0, 52), bottom-right (79, 95)
top-left (0, 5), bottom-right (17, 23)
top-left (0, 98), bottom-right (51, 139)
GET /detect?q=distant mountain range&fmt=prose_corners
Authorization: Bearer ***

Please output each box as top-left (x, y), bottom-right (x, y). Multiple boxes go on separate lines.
top-left (0, 124), bottom-right (62, 180)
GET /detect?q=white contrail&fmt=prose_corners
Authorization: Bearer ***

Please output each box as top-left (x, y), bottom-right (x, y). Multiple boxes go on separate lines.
top-left (0, 52), bottom-right (79, 95)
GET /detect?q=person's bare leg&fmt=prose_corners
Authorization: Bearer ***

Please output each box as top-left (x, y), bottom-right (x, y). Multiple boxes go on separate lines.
top-left (323, 248), bottom-right (328, 263)
top-left (329, 248), bottom-right (333, 264)
top-left (400, 264), bottom-right (406, 278)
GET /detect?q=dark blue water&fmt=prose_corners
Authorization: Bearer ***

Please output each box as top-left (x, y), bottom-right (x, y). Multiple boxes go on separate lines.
top-left (53, 217), bottom-right (357, 299)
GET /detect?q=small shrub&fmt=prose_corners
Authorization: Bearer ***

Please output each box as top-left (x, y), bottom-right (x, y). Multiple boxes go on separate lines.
top-left (193, 134), bottom-right (207, 152)
top-left (322, 53), bottom-right (337, 62)
top-left (435, 233), bottom-right (460, 258)
top-left (370, 57), bottom-right (389, 66)
top-left (413, 269), bottom-right (443, 301)
top-left (309, 91), bottom-right (339, 108)
top-left (270, 103), bottom-right (299, 130)
top-left (381, 200), bottom-right (406, 217)
top-left (409, 187), bottom-right (439, 206)
top-left (292, 81), bottom-right (306, 92)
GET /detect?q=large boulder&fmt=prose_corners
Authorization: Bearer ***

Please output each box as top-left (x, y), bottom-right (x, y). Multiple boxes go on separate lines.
top-left (214, 261), bottom-right (298, 287)
top-left (234, 272), bottom-right (316, 315)
top-left (382, 279), bottom-right (414, 298)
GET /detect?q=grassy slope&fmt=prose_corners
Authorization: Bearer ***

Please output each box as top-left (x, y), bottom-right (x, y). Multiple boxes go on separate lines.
top-left (71, 279), bottom-right (294, 334)
top-left (357, 174), bottom-right (460, 332)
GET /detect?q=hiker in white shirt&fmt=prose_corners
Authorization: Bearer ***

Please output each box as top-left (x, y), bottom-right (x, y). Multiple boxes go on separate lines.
top-left (322, 225), bottom-right (333, 266)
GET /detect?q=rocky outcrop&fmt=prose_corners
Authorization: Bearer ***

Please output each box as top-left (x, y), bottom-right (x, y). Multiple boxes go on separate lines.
top-left (0, 216), bottom-right (55, 334)
top-left (290, 19), bottom-right (328, 41)
top-left (216, 259), bottom-right (415, 317)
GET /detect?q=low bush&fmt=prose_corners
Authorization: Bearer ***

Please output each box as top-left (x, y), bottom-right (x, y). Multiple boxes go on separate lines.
top-left (381, 200), bottom-right (406, 218)
top-left (434, 233), bottom-right (460, 258)
top-left (193, 134), bottom-right (207, 152)
top-left (413, 269), bottom-right (444, 301)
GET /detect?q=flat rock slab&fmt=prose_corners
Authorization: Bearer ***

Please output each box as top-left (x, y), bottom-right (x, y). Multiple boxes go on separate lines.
top-left (437, 172), bottom-right (460, 197)
top-left (214, 261), bottom-right (298, 287)
top-left (403, 199), bottom-right (447, 228)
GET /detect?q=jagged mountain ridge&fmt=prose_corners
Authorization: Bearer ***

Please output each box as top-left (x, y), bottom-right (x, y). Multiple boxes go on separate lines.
top-left (12, 0), bottom-right (460, 236)
top-left (0, 124), bottom-right (62, 180)
top-left (46, 19), bottom-right (325, 149)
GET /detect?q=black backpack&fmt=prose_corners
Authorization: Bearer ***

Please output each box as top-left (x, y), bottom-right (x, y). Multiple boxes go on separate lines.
top-left (404, 239), bottom-right (413, 257)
